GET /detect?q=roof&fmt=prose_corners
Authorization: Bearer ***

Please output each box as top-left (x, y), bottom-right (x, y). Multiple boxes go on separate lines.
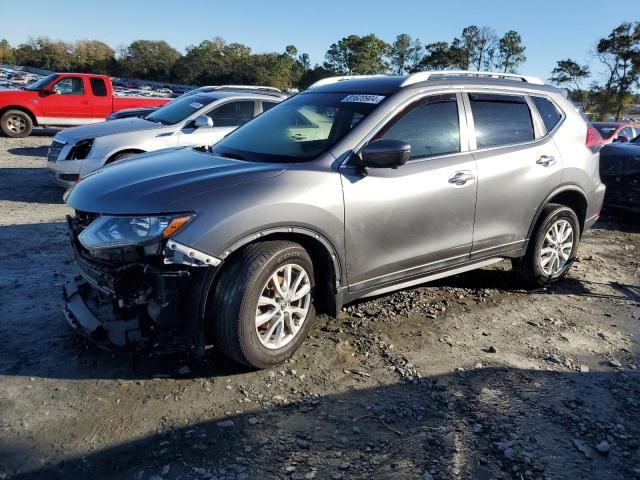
top-left (306, 71), bottom-right (559, 96)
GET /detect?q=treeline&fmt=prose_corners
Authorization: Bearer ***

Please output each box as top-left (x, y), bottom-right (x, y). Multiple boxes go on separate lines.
top-left (0, 26), bottom-right (527, 89)
top-left (550, 22), bottom-right (640, 120)
top-left (0, 23), bottom-right (638, 120)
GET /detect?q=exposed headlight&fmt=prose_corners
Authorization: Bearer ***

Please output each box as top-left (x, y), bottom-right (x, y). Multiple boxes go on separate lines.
top-left (67, 139), bottom-right (94, 160)
top-left (78, 214), bottom-right (193, 250)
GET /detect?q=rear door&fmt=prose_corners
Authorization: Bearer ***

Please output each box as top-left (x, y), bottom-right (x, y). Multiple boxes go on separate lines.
top-left (39, 76), bottom-right (91, 119)
top-left (467, 92), bottom-right (563, 259)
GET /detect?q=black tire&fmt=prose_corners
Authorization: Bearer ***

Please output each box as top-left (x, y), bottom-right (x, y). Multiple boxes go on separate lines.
top-left (107, 151), bottom-right (138, 164)
top-left (212, 240), bottom-right (316, 369)
top-left (1, 109), bottom-right (33, 138)
top-left (513, 203), bottom-right (580, 288)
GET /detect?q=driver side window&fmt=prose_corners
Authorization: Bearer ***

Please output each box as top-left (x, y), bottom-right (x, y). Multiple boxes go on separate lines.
top-left (207, 101), bottom-right (254, 127)
top-left (376, 94), bottom-right (461, 160)
top-left (53, 77), bottom-right (85, 96)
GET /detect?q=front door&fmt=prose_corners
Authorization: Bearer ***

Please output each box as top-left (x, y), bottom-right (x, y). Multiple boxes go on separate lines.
top-left (341, 93), bottom-right (477, 292)
top-left (39, 76), bottom-right (91, 119)
top-left (177, 100), bottom-right (256, 148)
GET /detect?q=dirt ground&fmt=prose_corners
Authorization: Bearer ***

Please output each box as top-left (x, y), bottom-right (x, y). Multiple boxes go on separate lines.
top-left (0, 132), bottom-right (639, 480)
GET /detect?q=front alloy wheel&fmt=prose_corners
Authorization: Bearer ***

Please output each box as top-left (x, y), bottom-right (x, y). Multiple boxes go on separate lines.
top-left (256, 264), bottom-right (312, 349)
top-left (213, 240), bottom-right (316, 368)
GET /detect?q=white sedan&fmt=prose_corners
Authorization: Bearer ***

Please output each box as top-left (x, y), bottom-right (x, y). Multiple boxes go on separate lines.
top-left (47, 91), bottom-right (283, 187)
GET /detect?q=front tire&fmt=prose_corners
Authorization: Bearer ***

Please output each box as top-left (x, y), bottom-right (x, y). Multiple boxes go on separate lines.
top-left (212, 240), bottom-right (315, 369)
top-left (513, 203), bottom-right (580, 288)
top-left (1, 110), bottom-right (33, 138)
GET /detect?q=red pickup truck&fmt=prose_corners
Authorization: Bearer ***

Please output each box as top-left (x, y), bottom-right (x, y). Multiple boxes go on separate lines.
top-left (0, 73), bottom-right (170, 137)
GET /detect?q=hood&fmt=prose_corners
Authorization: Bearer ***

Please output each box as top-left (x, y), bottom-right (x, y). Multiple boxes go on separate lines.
top-left (600, 142), bottom-right (640, 158)
top-left (57, 117), bottom-right (168, 142)
top-left (65, 147), bottom-right (285, 214)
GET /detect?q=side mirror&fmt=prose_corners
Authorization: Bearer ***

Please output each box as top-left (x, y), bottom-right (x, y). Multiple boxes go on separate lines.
top-left (194, 115), bottom-right (213, 128)
top-left (361, 139), bottom-right (411, 169)
top-left (42, 85), bottom-right (57, 95)
top-left (615, 135), bottom-right (629, 143)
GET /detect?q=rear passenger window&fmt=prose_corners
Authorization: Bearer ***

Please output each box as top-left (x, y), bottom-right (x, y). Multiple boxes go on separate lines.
top-left (532, 96), bottom-right (562, 133)
top-left (377, 94), bottom-right (460, 159)
top-left (469, 94), bottom-right (534, 149)
top-left (90, 78), bottom-right (108, 97)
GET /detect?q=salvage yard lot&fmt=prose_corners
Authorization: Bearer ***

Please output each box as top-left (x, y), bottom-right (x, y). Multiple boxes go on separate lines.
top-left (0, 134), bottom-right (639, 480)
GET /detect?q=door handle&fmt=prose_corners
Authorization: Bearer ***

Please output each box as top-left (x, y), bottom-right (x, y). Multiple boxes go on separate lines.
top-left (448, 170), bottom-right (474, 186)
top-left (291, 133), bottom-right (307, 140)
top-left (536, 155), bottom-right (556, 167)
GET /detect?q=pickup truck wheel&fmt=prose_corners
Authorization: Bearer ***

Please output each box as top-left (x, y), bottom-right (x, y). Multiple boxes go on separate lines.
top-left (1, 110), bottom-right (33, 138)
top-left (212, 240), bottom-right (315, 369)
top-left (513, 203), bottom-right (580, 288)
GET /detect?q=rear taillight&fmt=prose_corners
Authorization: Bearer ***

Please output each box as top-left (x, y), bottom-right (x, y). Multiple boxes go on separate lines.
top-left (586, 126), bottom-right (604, 152)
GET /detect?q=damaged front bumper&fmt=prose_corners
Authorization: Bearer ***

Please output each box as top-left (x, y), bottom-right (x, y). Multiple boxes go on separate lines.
top-left (63, 214), bottom-right (219, 351)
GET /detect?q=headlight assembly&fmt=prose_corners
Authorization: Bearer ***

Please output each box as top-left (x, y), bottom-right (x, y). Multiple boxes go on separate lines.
top-left (67, 139), bottom-right (94, 160)
top-left (78, 214), bottom-right (193, 251)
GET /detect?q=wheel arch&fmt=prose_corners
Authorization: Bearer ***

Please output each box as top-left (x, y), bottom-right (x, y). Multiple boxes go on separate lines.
top-left (0, 106), bottom-right (37, 126)
top-left (526, 185), bottom-right (588, 244)
top-left (105, 148), bottom-right (146, 164)
top-left (216, 227), bottom-right (343, 317)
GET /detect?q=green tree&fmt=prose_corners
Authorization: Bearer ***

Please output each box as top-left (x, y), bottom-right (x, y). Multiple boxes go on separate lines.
top-left (416, 42), bottom-right (462, 71)
top-left (497, 30), bottom-right (526, 73)
top-left (171, 38), bottom-right (225, 84)
top-left (324, 34), bottom-right (389, 74)
top-left (0, 39), bottom-right (15, 64)
top-left (388, 34), bottom-right (422, 74)
top-left (595, 22), bottom-right (640, 120)
top-left (119, 40), bottom-right (181, 80)
top-left (72, 40), bottom-right (115, 74)
top-left (549, 59), bottom-right (590, 109)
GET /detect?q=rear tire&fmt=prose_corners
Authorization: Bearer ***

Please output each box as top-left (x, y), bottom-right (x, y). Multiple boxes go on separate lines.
top-left (212, 240), bottom-right (316, 369)
top-left (513, 203), bottom-right (580, 288)
top-left (1, 109), bottom-right (33, 138)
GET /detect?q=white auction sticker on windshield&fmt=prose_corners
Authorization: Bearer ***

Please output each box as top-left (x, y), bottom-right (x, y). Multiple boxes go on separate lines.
top-left (189, 102), bottom-right (203, 109)
top-left (341, 94), bottom-right (385, 104)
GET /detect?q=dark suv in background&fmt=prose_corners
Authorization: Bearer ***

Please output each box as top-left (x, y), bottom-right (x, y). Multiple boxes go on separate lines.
top-left (63, 70), bottom-right (605, 368)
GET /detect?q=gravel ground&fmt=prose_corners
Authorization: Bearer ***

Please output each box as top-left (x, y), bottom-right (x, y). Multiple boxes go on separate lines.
top-left (0, 133), bottom-right (639, 480)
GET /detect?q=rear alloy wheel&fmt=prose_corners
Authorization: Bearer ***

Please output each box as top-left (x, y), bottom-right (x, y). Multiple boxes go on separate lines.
top-left (1, 110), bottom-right (33, 138)
top-left (513, 203), bottom-right (580, 288)
top-left (212, 240), bottom-right (315, 368)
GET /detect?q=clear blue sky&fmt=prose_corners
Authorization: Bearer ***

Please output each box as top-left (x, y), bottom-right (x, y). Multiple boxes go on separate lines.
top-left (1, 0), bottom-right (632, 80)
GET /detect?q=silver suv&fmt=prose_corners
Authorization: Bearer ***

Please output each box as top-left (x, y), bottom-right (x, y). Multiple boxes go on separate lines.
top-left (63, 70), bottom-right (605, 368)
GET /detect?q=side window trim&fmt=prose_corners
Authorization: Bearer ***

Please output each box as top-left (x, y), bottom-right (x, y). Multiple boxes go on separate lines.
top-left (344, 90), bottom-right (469, 166)
top-left (463, 91), bottom-right (553, 152)
top-left (529, 94), bottom-right (566, 137)
top-left (53, 76), bottom-right (86, 96)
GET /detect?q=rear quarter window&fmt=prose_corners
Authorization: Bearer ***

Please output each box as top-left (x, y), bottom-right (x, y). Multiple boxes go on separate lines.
top-left (90, 78), bottom-right (108, 97)
top-left (469, 93), bottom-right (534, 149)
top-left (532, 96), bottom-right (562, 133)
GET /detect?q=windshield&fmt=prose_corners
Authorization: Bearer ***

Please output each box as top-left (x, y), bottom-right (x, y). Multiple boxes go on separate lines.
top-left (24, 73), bottom-right (58, 91)
top-left (145, 94), bottom-right (217, 125)
top-left (593, 124), bottom-right (618, 139)
top-left (211, 92), bottom-right (382, 162)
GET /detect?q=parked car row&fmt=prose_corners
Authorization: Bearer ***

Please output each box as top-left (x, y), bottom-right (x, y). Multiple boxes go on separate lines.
top-left (48, 88), bottom-right (285, 186)
top-left (59, 70), bottom-right (608, 369)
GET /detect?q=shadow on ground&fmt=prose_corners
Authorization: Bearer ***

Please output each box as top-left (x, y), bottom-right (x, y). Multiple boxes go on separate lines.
top-left (0, 168), bottom-right (65, 204)
top-left (2, 367), bottom-right (638, 480)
